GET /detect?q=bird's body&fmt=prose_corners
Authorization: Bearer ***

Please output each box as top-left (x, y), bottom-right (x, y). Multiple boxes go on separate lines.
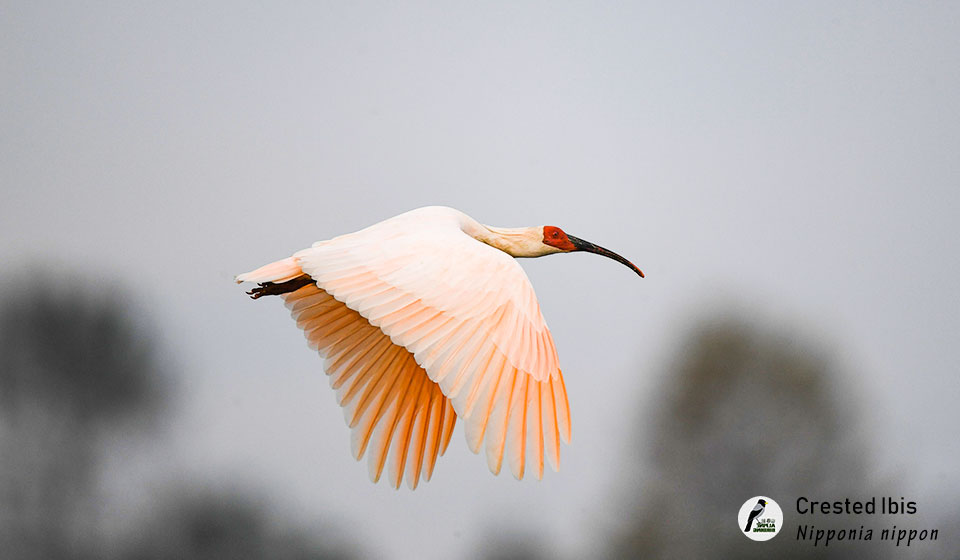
top-left (744, 499), bottom-right (767, 532)
top-left (237, 206), bottom-right (642, 489)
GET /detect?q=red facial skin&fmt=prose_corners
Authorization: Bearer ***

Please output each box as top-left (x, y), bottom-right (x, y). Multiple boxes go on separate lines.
top-left (542, 226), bottom-right (576, 251)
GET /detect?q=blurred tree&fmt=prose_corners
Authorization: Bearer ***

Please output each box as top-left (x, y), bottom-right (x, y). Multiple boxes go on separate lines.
top-left (0, 278), bottom-right (165, 559)
top-left (119, 490), bottom-right (356, 560)
top-left (0, 274), bottom-right (361, 559)
top-left (609, 314), bottom-right (891, 559)
top-left (473, 530), bottom-right (548, 560)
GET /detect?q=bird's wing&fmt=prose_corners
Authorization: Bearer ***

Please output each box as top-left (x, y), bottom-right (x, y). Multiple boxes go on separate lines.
top-left (281, 283), bottom-right (457, 490)
top-left (295, 221), bottom-right (569, 479)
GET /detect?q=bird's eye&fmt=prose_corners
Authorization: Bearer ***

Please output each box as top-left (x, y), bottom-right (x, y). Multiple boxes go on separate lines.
top-left (552, 231), bottom-right (559, 238)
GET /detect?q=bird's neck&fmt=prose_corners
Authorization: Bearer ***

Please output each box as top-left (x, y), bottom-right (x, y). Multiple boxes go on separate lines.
top-left (473, 225), bottom-right (553, 258)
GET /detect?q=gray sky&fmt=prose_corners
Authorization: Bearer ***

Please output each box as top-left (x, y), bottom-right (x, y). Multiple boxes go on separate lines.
top-left (2, 2), bottom-right (958, 558)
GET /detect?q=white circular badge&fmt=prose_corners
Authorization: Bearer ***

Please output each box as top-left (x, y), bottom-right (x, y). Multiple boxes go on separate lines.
top-left (738, 496), bottom-right (783, 541)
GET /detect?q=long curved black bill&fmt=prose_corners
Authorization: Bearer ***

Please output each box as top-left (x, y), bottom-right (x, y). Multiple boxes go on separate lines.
top-left (567, 235), bottom-right (644, 278)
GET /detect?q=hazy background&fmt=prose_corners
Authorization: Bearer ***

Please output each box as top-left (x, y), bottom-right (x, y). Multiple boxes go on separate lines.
top-left (2, 2), bottom-right (958, 558)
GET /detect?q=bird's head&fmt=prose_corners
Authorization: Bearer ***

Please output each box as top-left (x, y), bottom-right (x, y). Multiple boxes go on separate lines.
top-left (541, 226), bottom-right (644, 278)
top-left (758, 499), bottom-right (767, 506)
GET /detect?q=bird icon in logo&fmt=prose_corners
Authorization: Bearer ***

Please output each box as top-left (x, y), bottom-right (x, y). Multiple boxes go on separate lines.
top-left (744, 498), bottom-right (767, 532)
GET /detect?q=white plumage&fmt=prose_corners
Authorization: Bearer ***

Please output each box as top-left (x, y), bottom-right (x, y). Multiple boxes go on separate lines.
top-left (237, 206), bottom-right (642, 489)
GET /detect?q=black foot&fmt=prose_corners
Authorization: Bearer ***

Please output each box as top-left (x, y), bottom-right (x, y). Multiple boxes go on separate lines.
top-left (245, 277), bottom-right (316, 300)
top-left (247, 285), bottom-right (269, 299)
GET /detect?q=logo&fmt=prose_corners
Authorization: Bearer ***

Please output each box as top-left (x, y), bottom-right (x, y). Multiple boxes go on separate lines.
top-left (739, 496), bottom-right (783, 541)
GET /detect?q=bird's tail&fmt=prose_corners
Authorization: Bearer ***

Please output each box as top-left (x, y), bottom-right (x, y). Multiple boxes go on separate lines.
top-left (744, 519), bottom-right (753, 532)
top-left (235, 256), bottom-right (303, 284)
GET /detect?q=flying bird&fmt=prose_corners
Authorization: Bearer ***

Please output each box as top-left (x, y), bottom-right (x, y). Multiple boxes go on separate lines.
top-left (236, 206), bottom-right (642, 489)
top-left (744, 499), bottom-right (767, 532)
